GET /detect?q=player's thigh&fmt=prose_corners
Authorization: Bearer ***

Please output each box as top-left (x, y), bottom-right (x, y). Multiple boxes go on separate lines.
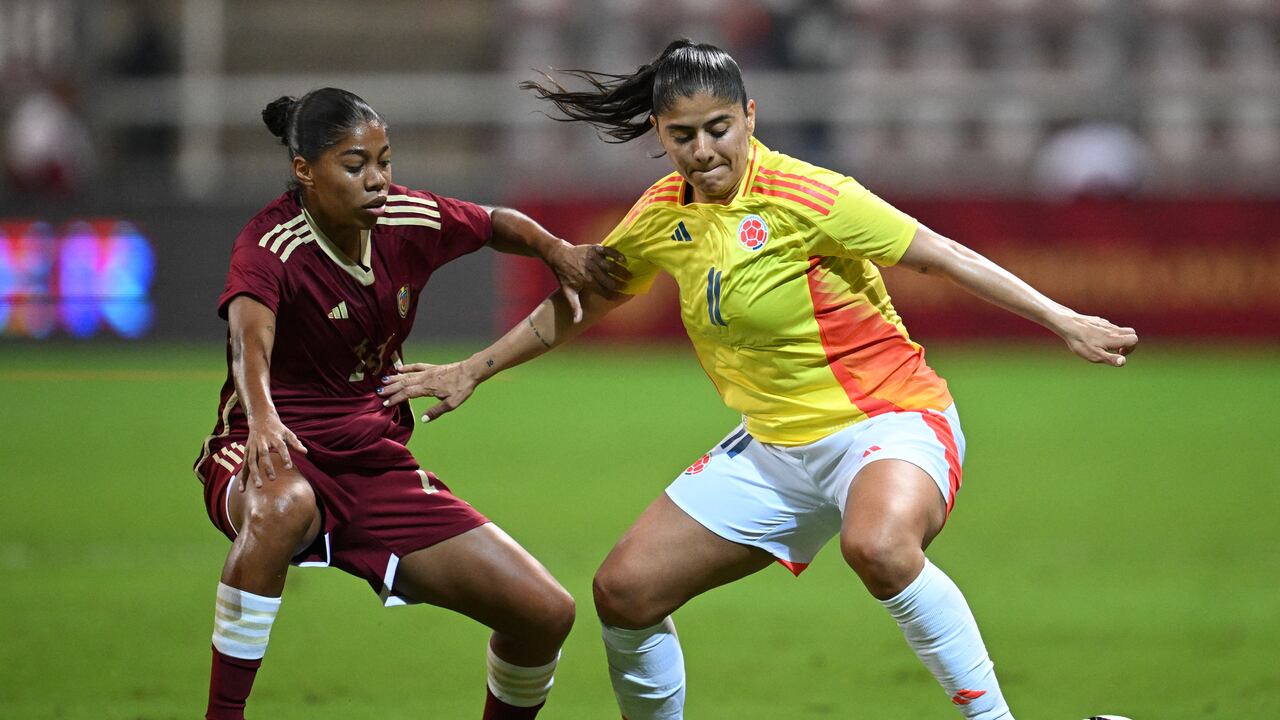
top-left (595, 493), bottom-right (775, 621)
top-left (841, 458), bottom-right (946, 554)
top-left (392, 522), bottom-right (572, 634)
top-left (225, 453), bottom-right (323, 553)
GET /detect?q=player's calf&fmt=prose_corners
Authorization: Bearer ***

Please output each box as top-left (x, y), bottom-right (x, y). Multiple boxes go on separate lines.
top-left (207, 465), bottom-right (319, 720)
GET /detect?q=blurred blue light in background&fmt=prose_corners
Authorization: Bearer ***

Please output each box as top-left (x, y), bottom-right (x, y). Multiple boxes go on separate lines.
top-left (1, 219), bottom-right (155, 339)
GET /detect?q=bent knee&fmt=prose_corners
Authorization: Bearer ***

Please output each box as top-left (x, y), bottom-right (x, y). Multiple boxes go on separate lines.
top-left (534, 582), bottom-right (576, 642)
top-left (840, 530), bottom-right (920, 582)
top-left (504, 579), bottom-right (575, 647)
top-left (592, 568), bottom-right (668, 629)
top-left (242, 478), bottom-right (319, 541)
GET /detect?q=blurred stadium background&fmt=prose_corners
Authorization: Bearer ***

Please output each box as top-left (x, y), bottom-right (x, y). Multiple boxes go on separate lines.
top-left (1, 1), bottom-right (1277, 718)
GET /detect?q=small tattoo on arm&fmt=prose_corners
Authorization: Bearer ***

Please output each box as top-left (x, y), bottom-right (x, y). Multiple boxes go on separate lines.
top-left (486, 358), bottom-right (494, 368)
top-left (527, 317), bottom-right (553, 349)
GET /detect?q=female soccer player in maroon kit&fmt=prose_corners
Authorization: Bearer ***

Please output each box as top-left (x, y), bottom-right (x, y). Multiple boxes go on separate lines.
top-left (193, 87), bottom-right (624, 720)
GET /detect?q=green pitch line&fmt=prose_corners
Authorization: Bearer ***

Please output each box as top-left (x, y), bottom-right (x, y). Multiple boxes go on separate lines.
top-left (0, 342), bottom-right (1276, 719)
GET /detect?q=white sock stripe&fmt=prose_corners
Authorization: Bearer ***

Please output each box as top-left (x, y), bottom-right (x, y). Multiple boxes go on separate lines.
top-left (216, 583), bottom-right (282, 613)
top-left (213, 598), bottom-right (277, 620)
top-left (213, 624), bottom-right (272, 646)
top-left (488, 671), bottom-right (556, 690)
top-left (486, 682), bottom-right (552, 707)
top-left (489, 677), bottom-right (554, 694)
top-left (486, 648), bottom-right (558, 708)
top-left (211, 583), bottom-right (281, 662)
top-left (213, 610), bottom-right (273, 630)
top-left (487, 647), bottom-right (561, 675)
top-left (212, 634), bottom-right (268, 660)
top-left (488, 662), bottom-right (557, 683)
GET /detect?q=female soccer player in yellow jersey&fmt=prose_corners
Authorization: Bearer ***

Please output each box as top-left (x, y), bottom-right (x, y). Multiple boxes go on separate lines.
top-left (381, 40), bottom-right (1138, 719)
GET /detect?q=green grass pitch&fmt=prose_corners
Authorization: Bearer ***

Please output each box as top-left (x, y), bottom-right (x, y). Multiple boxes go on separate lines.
top-left (0, 341), bottom-right (1276, 719)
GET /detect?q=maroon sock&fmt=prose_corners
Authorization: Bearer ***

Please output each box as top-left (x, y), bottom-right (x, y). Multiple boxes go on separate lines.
top-left (206, 645), bottom-right (262, 720)
top-left (482, 686), bottom-right (545, 719)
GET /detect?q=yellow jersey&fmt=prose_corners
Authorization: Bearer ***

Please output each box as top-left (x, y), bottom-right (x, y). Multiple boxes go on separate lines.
top-left (602, 138), bottom-right (953, 445)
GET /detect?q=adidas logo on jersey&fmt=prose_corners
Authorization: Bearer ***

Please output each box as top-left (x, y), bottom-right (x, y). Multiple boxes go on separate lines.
top-left (671, 221), bottom-right (693, 242)
top-left (327, 301), bottom-right (349, 320)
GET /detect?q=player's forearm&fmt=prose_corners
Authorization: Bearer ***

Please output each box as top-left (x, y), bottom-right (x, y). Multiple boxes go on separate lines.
top-left (230, 326), bottom-right (280, 424)
top-left (944, 245), bottom-right (1071, 334)
top-left (463, 291), bottom-right (616, 383)
top-left (487, 207), bottom-right (571, 260)
top-left (904, 228), bottom-right (1072, 336)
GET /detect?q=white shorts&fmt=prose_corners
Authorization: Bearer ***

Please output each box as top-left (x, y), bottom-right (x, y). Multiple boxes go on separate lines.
top-left (665, 405), bottom-right (966, 575)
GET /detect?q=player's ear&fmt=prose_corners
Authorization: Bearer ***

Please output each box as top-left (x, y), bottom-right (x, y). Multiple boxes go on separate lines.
top-left (745, 99), bottom-right (756, 136)
top-left (293, 155), bottom-right (314, 189)
top-left (649, 114), bottom-right (658, 130)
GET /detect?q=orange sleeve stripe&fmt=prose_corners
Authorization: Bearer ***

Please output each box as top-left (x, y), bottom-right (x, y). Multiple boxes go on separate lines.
top-left (752, 184), bottom-right (832, 216)
top-left (756, 167), bottom-right (839, 197)
top-left (754, 174), bottom-right (837, 206)
top-left (642, 180), bottom-right (683, 198)
top-left (742, 145), bottom-right (761, 188)
top-left (623, 193), bottom-right (679, 225)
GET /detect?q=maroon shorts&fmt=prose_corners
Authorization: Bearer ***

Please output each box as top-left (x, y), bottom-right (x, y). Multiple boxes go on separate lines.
top-left (197, 439), bottom-right (489, 606)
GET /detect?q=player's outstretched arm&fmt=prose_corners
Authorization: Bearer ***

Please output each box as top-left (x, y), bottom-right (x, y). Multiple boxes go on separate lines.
top-left (380, 290), bottom-right (631, 422)
top-left (896, 225), bottom-right (1139, 366)
top-left (486, 206), bottom-right (631, 322)
top-left (227, 295), bottom-right (307, 489)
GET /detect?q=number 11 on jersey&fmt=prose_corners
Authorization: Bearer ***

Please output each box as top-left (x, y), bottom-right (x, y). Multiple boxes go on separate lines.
top-left (706, 267), bottom-right (728, 327)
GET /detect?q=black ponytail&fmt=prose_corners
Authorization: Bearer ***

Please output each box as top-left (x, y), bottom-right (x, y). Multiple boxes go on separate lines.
top-left (262, 96), bottom-right (296, 141)
top-left (520, 39), bottom-right (747, 143)
top-left (260, 87), bottom-right (385, 161)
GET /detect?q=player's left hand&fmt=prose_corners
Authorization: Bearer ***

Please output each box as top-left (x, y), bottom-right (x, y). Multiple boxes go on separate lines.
top-left (1059, 313), bottom-right (1139, 367)
top-left (379, 361), bottom-right (479, 422)
top-left (547, 242), bottom-right (631, 322)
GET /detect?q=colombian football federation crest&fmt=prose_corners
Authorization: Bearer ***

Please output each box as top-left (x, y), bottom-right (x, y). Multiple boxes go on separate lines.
top-left (684, 453), bottom-right (712, 475)
top-left (397, 285), bottom-right (410, 318)
top-left (737, 215), bottom-right (768, 251)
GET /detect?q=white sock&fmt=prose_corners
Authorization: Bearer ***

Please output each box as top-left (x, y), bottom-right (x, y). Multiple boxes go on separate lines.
top-left (880, 560), bottom-right (1013, 720)
top-left (601, 617), bottom-right (685, 720)
top-left (486, 646), bottom-right (559, 708)
top-left (211, 582), bottom-right (281, 660)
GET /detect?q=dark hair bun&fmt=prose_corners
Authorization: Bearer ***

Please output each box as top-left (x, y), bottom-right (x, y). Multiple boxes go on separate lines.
top-left (261, 96), bottom-right (297, 143)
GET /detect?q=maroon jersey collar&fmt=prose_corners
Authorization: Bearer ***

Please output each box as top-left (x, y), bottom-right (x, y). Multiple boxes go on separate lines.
top-left (303, 207), bottom-right (375, 286)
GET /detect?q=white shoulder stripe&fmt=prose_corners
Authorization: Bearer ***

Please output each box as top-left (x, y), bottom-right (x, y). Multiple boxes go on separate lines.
top-left (384, 204), bottom-right (442, 219)
top-left (268, 229), bottom-right (297, 254)
top-left (378, 217), bottom-right (442, 230)
top-left (257, 214), bottom-right (306, 248)
top-left (386, 194), bottom-right (438, 208)
top-left (279, 230), bottom-right (315, 262)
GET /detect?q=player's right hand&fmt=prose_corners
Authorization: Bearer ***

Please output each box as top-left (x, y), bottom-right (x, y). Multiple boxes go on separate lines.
top-left (380, 361), bottom-right (478, 423)
top-left (547, 243), bottom-right (632, 322)
top-left (1059, 313), bottom-right (1139, 367)
top-left (242, 414), bottom-right (308, 491)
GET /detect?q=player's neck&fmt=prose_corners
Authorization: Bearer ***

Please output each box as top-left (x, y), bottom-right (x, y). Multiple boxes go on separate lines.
top-left (301, 194), bottom-right (363, 262)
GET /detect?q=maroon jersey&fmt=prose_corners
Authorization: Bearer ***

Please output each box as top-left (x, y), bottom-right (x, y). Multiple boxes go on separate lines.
top-left (195, 184), bottom-right (491, 473)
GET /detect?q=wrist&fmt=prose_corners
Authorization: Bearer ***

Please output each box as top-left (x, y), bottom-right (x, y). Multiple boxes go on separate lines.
top-left (1043, 305), bottom-right (1076, 337)
top-left (540, 237), bottom-right (572, 266)
top-left (245, 407), bottom-right (279, 425)
top-left (462, 353), bottom-right (493, 383)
